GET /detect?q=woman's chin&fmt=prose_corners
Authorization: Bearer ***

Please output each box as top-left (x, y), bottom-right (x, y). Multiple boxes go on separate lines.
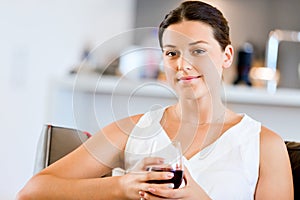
top-left (177, 89), bottom-right (209, 100)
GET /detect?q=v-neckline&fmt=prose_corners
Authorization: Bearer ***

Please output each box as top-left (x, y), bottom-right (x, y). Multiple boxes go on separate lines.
top-left (156, 107), bottom-right (246, 161)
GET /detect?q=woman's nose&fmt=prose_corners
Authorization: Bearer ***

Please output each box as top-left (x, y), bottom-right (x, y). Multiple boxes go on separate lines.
top-left (177, 56), bottom-right (192, 71)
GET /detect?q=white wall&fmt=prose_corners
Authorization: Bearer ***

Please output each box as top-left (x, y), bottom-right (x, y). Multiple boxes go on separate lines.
top-left (0, 0), bottom-right (135, 199)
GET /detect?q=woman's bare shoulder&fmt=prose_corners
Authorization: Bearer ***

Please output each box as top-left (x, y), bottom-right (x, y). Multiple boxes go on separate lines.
top-left (94, 114), bottom-right (144, 149)
top-left (102, 114), bottom-right (144, 135)
top-left (260, 126), bottom-right (286, 151)
top-left (255, 126), bottom-right (293, 199)
top-left (259, 125), bottom-right (290, 170)
top-left (77, 114), bottom-right (144, 170)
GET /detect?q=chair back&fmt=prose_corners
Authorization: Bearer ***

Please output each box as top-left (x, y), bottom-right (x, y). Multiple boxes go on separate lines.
top-left (286, 141), bottom-right (300, 199)
top-left (34, 125), bottom-right (91, 174)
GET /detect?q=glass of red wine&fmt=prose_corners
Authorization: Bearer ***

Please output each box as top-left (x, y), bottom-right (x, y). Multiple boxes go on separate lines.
top-left (146, 141), bottom-right (184, 189)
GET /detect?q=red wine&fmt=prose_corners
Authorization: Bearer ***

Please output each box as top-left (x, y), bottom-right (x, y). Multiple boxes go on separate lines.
top-left (146, 167), bottom-right (183, 189)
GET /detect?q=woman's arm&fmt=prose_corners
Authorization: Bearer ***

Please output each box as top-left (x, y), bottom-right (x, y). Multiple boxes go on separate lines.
top-left (255, 126), bottom-right (294, 199)
top-left (16, 146), bottom-right (122, 199)
top-left (17, 115), bottom-right (143, 200)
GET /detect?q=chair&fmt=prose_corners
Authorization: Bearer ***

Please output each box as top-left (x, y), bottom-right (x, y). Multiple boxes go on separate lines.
top-left (34, 125), bottom-right (300, 197)
top-left (33, 125), bottom-right (91, 174)
top-left (285, 141), bottom-right (300, 199)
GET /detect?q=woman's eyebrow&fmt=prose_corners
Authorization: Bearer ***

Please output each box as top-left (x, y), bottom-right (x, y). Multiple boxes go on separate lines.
top-left (163, 41), bottom-right (208, 48)
top-left (162, 44), bottom-right (177, 48)
top-left (189, 40), bottom-right (208, 46)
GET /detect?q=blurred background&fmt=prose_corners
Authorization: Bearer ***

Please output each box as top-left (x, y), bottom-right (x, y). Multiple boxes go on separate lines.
top-left (1, 0), bottom-right (300, 199)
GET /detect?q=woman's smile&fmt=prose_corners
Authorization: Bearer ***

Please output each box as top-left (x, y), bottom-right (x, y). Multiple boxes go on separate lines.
top-left (177, 75), bottom-right (202, 83)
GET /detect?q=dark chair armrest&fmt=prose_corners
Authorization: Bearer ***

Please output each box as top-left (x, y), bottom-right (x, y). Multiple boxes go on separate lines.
top-left (285, 141), bottom-right (300, 198)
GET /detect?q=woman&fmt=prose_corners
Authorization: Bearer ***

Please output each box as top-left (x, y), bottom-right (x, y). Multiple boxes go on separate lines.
top-left (18, 1), bottom-right (293, 199)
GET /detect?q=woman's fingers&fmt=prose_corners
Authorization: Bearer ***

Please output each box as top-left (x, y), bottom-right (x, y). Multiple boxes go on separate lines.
top-left (125, 159), bottom-right (181, 199)
top-left (142, 167), bottom-right (192, 199)
top-left (182, 166), bottom-right (190, 185)
top-left (137, 182), bottom-right (176, 200)
top-left (126, 170), bottom-right (174, 186)
top-left (144, 186), bottom-right (182, 200)
top-left (119, 166), bottom-right (179, 199)
top-left (139, 183), bottom-right (178, 200)
top-left (139, 182), bottom-right (175, 191)
top-left (140, 170), bottom-right (174, 182)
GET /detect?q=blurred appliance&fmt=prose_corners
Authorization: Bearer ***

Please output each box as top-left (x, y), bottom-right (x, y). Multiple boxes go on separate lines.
top-left (265, 29), bottom-right (300, 93)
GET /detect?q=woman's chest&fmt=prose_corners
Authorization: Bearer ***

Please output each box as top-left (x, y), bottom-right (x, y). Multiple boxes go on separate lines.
top-left (187, 148), bottom-right (256, 200)
top-left (162, 122), bottom-right (229, 160)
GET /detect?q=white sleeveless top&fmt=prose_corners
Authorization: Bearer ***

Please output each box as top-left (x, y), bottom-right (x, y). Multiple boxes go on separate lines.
top-left (124, 107), bottom-right (260, 200)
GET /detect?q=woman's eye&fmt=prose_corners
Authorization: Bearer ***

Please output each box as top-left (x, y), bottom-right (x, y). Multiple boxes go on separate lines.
top-left (192, 49), bottom-right (206, 55)
top-left (165, 51), bottom-right (178, 57)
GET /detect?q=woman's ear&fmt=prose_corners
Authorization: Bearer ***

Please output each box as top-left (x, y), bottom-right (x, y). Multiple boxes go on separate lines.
top-left (223, 45), bottom-right (234, 69)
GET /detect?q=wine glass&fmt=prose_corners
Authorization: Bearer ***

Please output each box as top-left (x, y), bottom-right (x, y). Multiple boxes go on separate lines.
top-left (146, 141), bottom-right (184, 189)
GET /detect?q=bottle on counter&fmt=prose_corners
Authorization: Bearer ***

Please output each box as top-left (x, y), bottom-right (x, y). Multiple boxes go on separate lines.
top-left (233, 42), bottom-right (254, 86)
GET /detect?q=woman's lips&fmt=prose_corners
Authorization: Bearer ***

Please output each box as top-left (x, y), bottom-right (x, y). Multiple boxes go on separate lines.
top-left (177, 75), bottom-right (202, 81)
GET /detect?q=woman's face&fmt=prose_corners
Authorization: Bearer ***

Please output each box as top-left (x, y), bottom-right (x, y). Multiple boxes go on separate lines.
top-left (162, 20), bottom-right (233, 100)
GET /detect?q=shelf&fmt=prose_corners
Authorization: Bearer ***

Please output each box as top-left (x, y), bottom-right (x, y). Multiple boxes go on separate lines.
top-left (51, 74), bottom-right (300, 107)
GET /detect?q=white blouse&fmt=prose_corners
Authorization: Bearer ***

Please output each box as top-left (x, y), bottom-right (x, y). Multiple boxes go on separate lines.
top-left (124, 107), bottom-right (260, 200)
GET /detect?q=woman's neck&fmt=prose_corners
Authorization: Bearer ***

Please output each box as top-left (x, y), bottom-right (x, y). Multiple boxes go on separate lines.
top-left (175, 96), bottom-right (226, 125)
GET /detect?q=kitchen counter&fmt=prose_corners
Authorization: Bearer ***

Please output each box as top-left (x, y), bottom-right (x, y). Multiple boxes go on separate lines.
top-left (53, 74), bottom-right (300, 107)
top-left (47, 74), bottom-right (300, 141)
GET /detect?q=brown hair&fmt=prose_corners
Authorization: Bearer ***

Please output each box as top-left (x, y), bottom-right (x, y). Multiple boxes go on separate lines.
top-left (158, 1), bottom-right (231, 51)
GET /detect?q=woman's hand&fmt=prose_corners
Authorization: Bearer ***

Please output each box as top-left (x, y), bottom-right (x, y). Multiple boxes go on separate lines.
top-left (141, 167), bottom-right (212, 200)
top-left (117, 157), bottom-right (176, 199)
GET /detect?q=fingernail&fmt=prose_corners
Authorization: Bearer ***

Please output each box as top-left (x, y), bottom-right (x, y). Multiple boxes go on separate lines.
top-left (167, 173), bottom-right (174, 178)
top-left (139, 191), bottom-right (145, 197)
top-left (168, 183), bottom-right (174, 189)
top-left (148, 188), bottom-right (156, 193)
